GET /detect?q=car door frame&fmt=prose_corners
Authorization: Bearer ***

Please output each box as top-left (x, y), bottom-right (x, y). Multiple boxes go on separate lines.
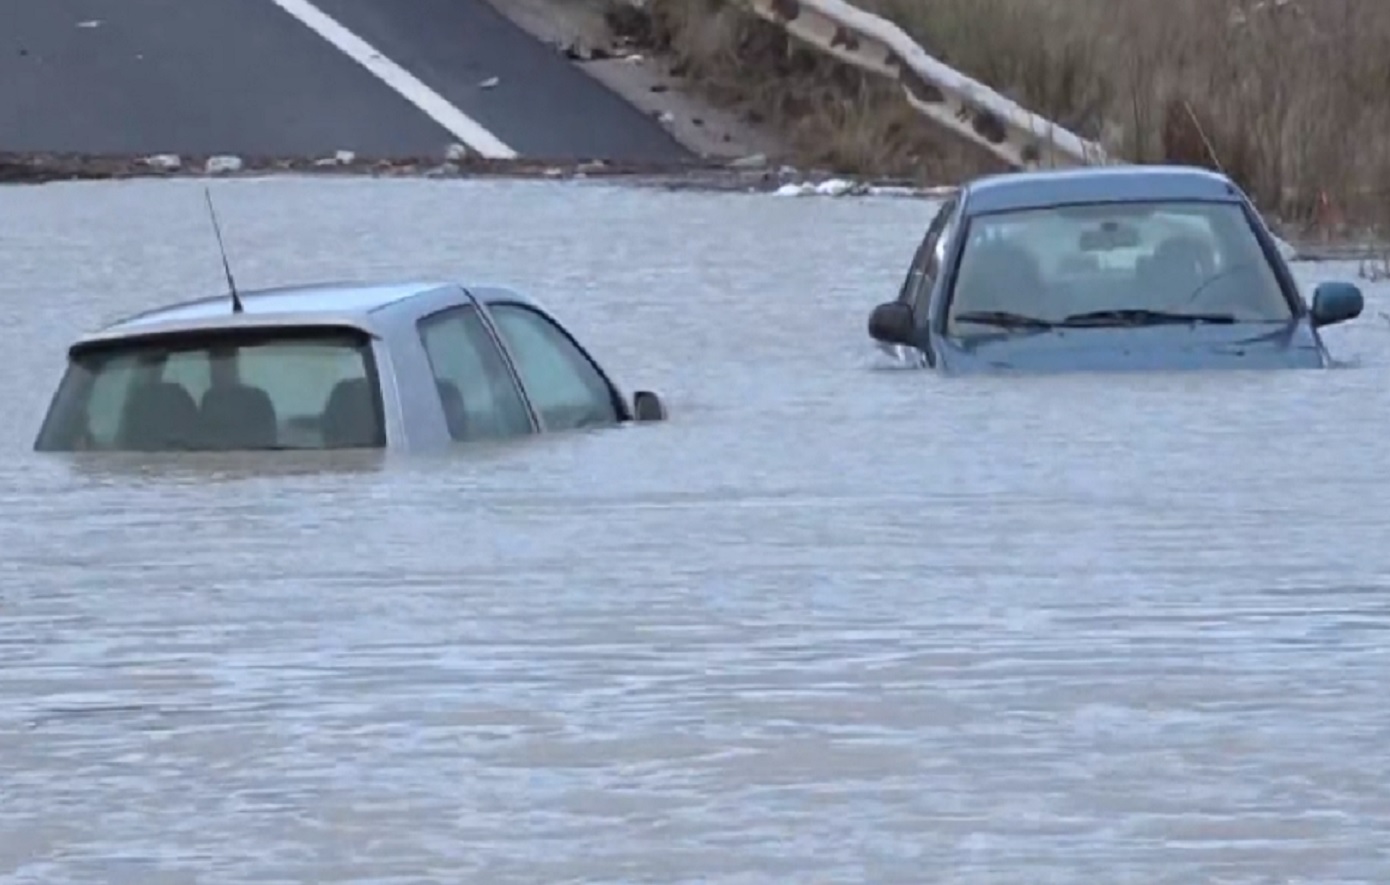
top-left (409, 290), bottom-right (544, 444)
top-left (899, 195), bottom-right (959, 364)
top-left (468, 293), bottom-right (633, 431)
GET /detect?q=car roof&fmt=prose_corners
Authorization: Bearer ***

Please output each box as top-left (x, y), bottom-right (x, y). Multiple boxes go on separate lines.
top-left (73, 280), bottom-right (539, 348)
top-left (962, 165), bottom-right (1244, 216)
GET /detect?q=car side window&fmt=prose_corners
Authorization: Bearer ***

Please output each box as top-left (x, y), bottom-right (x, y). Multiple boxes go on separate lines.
top-left (417, 305), bottom-right (534, 442)
top-left (896, 235), bottom-right (935, 305)
top-left (918, 198), bottom-right (957, 298)
top-left (487, 303), bottom-right (620, 432)
top-left (896, 198), bottom-right (957, 306)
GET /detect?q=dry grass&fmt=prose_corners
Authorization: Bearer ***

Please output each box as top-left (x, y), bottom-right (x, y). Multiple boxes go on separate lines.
top-left (613, 0), bottom-right (1390, 232)
top-left (605, 0), bottom-right (1009, 182)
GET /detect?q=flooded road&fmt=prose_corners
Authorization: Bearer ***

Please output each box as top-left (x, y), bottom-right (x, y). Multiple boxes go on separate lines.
top-left (3, 177), bottom-right (1390, 883)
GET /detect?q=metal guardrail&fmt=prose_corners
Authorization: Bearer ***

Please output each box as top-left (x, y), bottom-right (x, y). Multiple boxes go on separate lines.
top-left (737, 0), bottom-right (1113, 170)
top-left (618, 0), bottom-right (1321, 259)
top-left (706, 0), bottom-right (1315, 258)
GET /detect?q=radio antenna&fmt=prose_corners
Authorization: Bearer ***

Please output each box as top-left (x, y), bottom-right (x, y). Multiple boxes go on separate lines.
top-left (203, 186), bottom-right (243, 313)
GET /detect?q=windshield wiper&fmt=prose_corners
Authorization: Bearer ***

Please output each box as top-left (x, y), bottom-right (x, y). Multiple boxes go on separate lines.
top-left (1060, 309), bottom-right (1236, 327)
top-left (952, 310), bottom-right (1057, 330)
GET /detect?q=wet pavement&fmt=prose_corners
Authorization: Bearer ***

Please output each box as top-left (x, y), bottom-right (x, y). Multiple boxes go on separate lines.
top-left (2, 176), bottom-right (1390, 883)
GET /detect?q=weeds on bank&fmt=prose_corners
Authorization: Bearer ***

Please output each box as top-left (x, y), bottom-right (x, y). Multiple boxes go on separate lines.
top-left (607, 0), bottom-right (1008, 181)
top-left (619, 0), bottom-right (1390, 233)
top-left (1359, 252), bottom-right (1390, 283)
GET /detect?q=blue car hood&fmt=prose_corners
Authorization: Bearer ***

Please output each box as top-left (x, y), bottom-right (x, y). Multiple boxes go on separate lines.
top-left (936, 319), bottom-right (1325, 374)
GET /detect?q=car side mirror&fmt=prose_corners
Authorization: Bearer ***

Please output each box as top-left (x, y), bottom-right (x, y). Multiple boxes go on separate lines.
top-left (868, 301), bottom-right (916, 346)
top-left (1310, 281), bottom-right (1364, 328)
top-left (632, 390), bottom-right (667, 422)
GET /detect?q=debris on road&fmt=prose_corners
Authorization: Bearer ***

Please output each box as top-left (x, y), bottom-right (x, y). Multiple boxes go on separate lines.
top-left (141, 154), bottom-right (182, 171)
top-left (0, 149), bottom-right (950, 200)
top-left (204, 155), bottom-right (244, 175)
top-left (314, 150), bottom-right (357, 167)
top-left (728, 153), bottom-right (767, 169)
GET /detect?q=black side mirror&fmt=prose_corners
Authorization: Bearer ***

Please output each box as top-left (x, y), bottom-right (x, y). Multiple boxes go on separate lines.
top-left (632, 390), bottom-right (667, 422)
top-left (868, 301), bottom-right (916, 346)
top-left (1309, 281), bottom-right (1364, 328)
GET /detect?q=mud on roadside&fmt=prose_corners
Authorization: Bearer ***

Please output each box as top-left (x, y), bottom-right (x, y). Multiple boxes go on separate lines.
top-left (0, 150), bottom-right (939, 197)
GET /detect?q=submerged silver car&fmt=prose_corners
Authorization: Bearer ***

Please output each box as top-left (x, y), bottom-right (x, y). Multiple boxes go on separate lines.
top-left (34, 280), bottom-right (668, 452)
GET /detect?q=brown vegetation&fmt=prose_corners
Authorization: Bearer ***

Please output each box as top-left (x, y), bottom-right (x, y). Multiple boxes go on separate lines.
top-left (614, 0), bottom-right (1390, 231)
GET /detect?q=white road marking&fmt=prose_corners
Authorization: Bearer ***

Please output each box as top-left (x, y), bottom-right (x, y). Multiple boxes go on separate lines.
top-left (267, 0), bottom-right (517, 159)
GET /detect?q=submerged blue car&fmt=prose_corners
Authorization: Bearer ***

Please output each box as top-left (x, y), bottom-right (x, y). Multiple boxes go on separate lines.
top-left (868, 165), bottom-right (1364, 372)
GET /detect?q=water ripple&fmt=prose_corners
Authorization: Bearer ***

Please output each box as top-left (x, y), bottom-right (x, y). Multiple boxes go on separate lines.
top-left (0, 177), bottom-right (1388, 882)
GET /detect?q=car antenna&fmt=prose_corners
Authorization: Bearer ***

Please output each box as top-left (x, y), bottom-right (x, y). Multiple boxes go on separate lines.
top-left (203, 186), bottom-right (243, 314)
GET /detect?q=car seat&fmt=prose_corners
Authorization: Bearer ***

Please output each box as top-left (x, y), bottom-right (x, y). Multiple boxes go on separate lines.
top-left (199, 383), bottom-right (278, 449)
top-left (436, 379), bottom-right (469, 441)
top-left (116, 381), bottom-right (201, 450)
top-left (320, 378), bottom-right (384, 448)
top-left (956, 240), bottom-right (1045, 315)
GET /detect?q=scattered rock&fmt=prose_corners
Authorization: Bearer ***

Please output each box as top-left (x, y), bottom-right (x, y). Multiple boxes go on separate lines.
top-left (562, 43), bottom-right (615, 62)
top-left (204, 155), bottom-right (243, 174)
top-left (314, 149), bottom-right (357, 167)
top-left (866, 185), bottom-right (920, 198)
top-left (0, 150), bottom-right (966, 201)
top-left (142, 153), bottom-right (182, 171)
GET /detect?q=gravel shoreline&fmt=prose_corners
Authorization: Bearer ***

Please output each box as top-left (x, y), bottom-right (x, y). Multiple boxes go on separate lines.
top-left (0, 149), bottom-right (940, 195)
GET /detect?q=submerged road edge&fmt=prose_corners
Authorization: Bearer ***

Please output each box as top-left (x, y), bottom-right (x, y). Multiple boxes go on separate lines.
top-left (0, 151), bottom-right (1370, 262)
top-left (0, 150), bottom-right (949, 195)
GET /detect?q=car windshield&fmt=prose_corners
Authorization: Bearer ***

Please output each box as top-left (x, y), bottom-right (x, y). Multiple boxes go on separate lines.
top-left (35, 327), bottom-right (385, 452)
top-left (945, 200), bottom-right (1293, 336)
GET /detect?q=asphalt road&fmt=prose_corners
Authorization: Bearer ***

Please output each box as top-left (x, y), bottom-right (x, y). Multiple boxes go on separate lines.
top-left (0, 0), bottom-right (691, 162)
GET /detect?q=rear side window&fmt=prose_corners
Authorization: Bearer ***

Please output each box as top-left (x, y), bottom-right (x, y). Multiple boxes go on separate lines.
top-left (34, 327), bottom-right (385, 451)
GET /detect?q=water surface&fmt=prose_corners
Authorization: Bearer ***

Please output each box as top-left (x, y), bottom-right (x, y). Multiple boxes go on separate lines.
top-left (2, 177), bottom-right (1389, 883)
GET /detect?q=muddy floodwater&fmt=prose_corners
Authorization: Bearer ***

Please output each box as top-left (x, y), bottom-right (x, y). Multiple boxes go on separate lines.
top-left (3, 176), bottom-right (1390, 884)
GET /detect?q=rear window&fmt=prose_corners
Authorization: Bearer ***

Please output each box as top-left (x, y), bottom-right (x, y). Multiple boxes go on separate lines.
top-left (35, 327), bottom-right (386, 451)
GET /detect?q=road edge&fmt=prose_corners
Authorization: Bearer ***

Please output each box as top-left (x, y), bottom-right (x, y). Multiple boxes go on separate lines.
top-left (477, 0), bottom-right (788, 162)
